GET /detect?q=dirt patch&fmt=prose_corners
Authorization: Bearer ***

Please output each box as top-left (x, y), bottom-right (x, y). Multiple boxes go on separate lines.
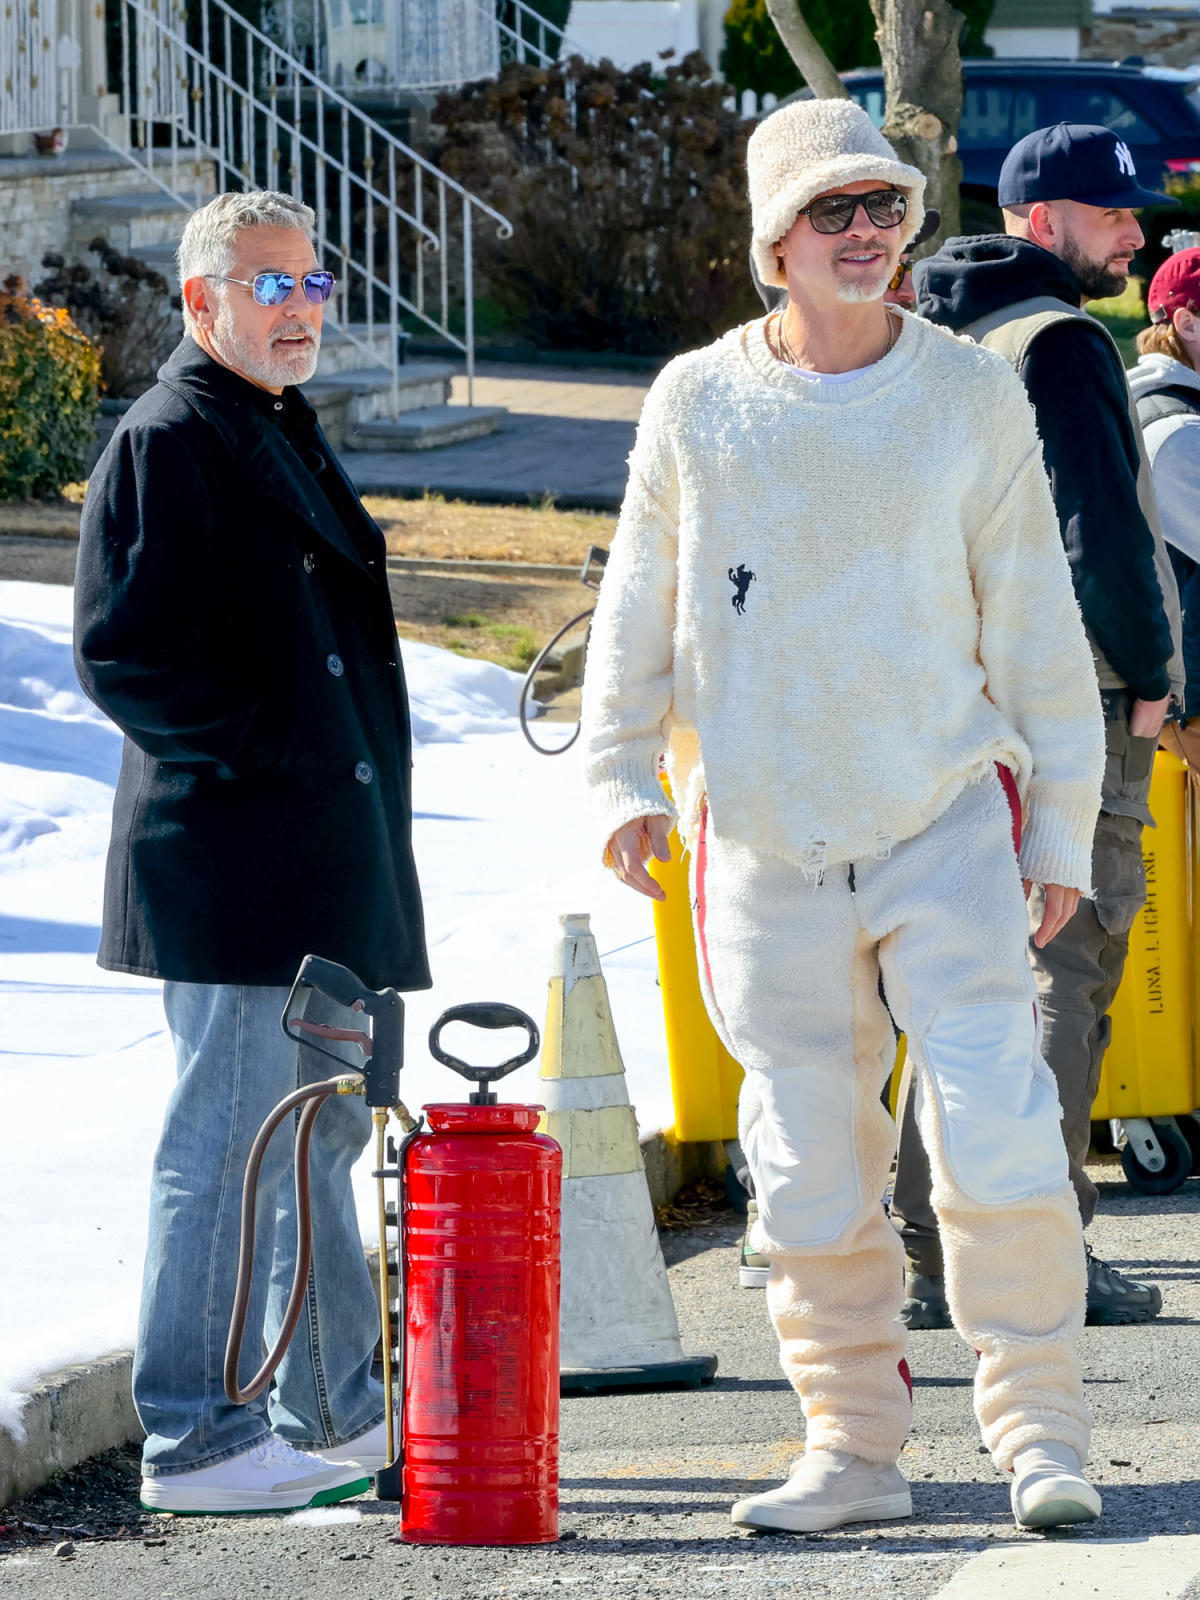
top-left (388, 570), bottom-right (592, 673)
top-left (0, 492), bottom-right (84, 539)
top-left (0, 1443), bottom-right (152, 1552)
top-left (364, 493), bottom-right (615, 567)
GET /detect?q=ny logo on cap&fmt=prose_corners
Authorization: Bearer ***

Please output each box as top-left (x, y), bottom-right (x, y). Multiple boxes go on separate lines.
top-left (1115, 140), bottom-right (1136, 177)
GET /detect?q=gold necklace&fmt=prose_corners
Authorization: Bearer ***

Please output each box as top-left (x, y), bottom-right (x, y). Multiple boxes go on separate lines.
top-left (773, 308), bottom-right (898, 371)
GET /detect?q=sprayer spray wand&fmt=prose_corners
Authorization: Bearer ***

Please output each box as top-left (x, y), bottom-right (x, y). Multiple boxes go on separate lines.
top-left (223, 956), bottom-right (408, 1478)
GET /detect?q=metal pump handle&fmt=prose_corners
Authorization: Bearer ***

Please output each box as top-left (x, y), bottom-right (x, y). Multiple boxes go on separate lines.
top-left (428, 1002), bottom-right (540, 1104)
top-left (281, 954), bottom-right (405, 1108)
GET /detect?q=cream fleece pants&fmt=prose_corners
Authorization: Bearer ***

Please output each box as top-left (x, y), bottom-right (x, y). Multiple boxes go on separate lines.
top-left (691, 770), bottom-right (1090, 1470)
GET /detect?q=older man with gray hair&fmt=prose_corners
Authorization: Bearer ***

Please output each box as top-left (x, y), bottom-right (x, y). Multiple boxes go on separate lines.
top-left (74, 191), bottom-right (430, 1514)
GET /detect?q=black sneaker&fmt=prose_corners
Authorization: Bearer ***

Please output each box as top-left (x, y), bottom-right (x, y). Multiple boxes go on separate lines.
top-left (899, 1267), bottom-right (952, 1330)
top-left (1085, 1245), bottom-right (1163, 1325)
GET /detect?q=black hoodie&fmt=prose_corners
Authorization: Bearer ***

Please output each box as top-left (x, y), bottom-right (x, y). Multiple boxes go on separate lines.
top-left (914, 235), bottom-right (1173, 704)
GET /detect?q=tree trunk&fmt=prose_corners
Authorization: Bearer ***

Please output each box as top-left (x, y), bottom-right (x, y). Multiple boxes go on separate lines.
top-left (868, 0), bottom-right (965, 248)
top-left (761, 0), bottom-right (851, 102)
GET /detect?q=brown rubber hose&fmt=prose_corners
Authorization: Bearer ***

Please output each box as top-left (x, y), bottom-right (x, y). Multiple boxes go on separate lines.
top-left (224, 1073), bottom-right (362, 1406)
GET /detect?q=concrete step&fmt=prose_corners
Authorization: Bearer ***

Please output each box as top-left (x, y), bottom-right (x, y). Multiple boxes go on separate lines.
top-left (130, 240), bottom-right (180, 291)
top-left (69, 190), bottom-right (196, 254)
top-left (347, 404), bottom-right (506, 452)
top-left (306, 360), bottom-right (453, 424)
top-left (317, 322), bottom-right (409, 376)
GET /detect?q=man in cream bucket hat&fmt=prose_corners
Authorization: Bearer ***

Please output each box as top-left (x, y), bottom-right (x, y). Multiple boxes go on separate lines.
top-left (582, 98), bottom-right (1108, 1533)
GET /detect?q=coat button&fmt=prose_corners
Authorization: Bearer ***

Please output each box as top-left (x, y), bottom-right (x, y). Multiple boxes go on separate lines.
top-left (354, 761), bottom-right (374, 785)
top-left (326, 653), bottom-right (344, 677)
top-left (303, 552), bottom-right (316, 574)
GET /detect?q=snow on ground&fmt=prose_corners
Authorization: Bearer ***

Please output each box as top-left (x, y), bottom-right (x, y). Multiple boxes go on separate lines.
top-left (0, 581), bottom-right (670, 1441)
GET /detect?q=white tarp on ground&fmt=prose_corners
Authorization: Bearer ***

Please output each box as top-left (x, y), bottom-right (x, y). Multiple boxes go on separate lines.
top-left (0, 581), bottom-right (669, 1441)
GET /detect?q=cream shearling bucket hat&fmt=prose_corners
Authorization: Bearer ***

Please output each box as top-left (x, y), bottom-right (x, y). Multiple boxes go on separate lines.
top-left (748, 98), bottom-right (927, 289)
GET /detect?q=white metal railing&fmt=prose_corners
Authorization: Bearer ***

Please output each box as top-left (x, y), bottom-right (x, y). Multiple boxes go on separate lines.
top-left (0, 0), bottom-right (81, 138)
top-left (492, 1), bottom-right (590, 69)
top-left (99, 0), bottom-right (513, 409)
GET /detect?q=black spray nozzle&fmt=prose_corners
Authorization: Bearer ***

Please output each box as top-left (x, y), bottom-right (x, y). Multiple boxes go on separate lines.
top-left (428, 1002), bottom-right (540, 1105)
top-left (281, 955), bottom-right (405, 1107)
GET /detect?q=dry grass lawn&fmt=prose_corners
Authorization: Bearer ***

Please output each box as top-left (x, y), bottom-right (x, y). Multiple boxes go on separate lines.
top-left (0, 487), bottom-right (612, 675)
top-left (362, 492), bottom-right (616, 566)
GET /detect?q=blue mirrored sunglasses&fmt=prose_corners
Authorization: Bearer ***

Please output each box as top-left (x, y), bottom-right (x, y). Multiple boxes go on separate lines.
top-left (207, 270), bottom-right (336, 306)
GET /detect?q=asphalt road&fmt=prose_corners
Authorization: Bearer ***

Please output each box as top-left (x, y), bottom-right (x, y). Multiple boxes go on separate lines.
top-left (2, 1158), bottom-right (1197, 1600)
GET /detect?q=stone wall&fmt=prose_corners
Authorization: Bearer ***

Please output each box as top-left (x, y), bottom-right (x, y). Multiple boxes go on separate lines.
top-left (1080, 10), bottom-right (1200, 68)
top-left (0, 152), bottom-right (201, 285)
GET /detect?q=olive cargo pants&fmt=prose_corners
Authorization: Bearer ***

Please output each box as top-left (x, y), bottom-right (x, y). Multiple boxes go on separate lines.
top-left (893, 702), bottom-right (1155, 1269)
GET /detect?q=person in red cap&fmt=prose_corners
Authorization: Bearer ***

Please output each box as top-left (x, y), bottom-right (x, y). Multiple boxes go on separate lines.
top-left (1131, 248), bottom-right (1200, 771)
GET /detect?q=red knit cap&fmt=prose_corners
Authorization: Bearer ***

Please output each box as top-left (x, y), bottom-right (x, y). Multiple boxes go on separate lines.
top-left (1148, 247), bottom-right (1200, 324)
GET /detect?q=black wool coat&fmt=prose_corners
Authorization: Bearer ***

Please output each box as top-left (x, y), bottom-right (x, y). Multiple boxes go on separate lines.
top-left (74, 339), bottom-right (431, 991)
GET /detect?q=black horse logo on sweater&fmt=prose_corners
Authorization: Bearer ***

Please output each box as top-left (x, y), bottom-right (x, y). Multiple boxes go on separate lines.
top-left (728, 563), bottom-right (756, 615)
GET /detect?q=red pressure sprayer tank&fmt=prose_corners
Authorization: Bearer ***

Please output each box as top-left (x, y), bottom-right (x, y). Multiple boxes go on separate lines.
top-left (398, 1003), bottom-right (562, 1545)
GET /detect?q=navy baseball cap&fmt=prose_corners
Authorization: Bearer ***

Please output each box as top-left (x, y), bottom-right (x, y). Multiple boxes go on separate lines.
top-left (998, 122), bottom-right (1177, 210)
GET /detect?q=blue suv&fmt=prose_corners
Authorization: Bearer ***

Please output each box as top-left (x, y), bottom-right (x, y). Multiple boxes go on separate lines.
top-left (821, 59), bottom-right (1200, 207)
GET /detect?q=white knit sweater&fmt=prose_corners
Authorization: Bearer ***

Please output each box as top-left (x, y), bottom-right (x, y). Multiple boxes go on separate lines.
top-left (581, 310), bottom-right (1105, 894)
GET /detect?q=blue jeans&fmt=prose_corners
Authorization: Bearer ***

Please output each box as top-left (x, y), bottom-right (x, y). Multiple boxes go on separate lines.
top-left (135, 982), bottom-right (384, 1475)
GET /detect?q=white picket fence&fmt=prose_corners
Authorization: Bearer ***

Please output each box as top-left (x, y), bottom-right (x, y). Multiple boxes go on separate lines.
top-left (729, 88), bottom-right (779, 120)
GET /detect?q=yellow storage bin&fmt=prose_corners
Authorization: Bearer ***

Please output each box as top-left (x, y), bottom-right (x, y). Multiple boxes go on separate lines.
top-left (650, 756), bottom-right (1200, 1167)
top-left (649, 825), bottom-right (743, 1143)
top-left (1094, 751), bottom-right (1200, 1121)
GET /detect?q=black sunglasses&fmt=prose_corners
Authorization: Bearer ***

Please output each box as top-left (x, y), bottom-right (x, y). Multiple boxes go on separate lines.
top-left (798, 190), bottom-right (908, 235)
top-left (207, 270), bottom-right (336, 307)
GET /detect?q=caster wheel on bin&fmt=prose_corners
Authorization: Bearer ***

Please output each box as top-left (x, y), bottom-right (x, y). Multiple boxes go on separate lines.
top-left (1120, 1120), bottom-right (1193, 1195)
top-left (1178, 1113), bottom-right (1200, 1177)
top-left (1090, 1119), bottom-right (1118, 1157)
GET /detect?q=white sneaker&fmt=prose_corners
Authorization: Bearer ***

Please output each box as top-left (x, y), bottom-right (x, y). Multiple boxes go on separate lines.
top-left (139, 1434), bottom-right (371, 1515)
top-left (1011, 1442), bottom-right (1101, 1529)
top-left (318, 1418), bottom-right (394, 1473)
top-left (731, 1448), bottom-right (912, 1534)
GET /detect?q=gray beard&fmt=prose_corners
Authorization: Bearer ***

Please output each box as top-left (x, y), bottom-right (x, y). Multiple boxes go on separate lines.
top-left (211, 298), bottom-right (320, 387)
top-left (834, 275), bottom-right (889, 304)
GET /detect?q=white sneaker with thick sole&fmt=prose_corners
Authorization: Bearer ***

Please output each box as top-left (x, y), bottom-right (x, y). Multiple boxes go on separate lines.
top-left (318, 1418), bottom-right (394, 1473)
top-left (1011, 1442), bottom-right (1101, 1529)
top-left (731, 1448), bottom-right (912, 1534)
top-left (139, 1435), bottom-right (371, 1515)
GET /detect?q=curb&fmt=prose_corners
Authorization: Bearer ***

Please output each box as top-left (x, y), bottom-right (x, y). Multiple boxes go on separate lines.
top-left (0, 1132), bottom-right (721, 1508)
top-left (0, 1352), bottom-right (138, 1508)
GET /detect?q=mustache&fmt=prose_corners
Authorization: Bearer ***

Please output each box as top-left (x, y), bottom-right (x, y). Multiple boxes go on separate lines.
top-left (832, 238), bottom-right (890, 262)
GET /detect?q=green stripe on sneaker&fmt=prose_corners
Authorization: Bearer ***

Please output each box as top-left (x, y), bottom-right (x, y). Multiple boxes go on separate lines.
top-left (309, 1476), bottom-right (371, 1508)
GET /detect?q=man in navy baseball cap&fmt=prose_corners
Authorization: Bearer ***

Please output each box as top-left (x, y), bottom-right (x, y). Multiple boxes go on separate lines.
top-left (1000, 121), bottom-right (1176, 212)
top-left (902, 129), bottom-right (1185, 1341)
top-left (995, 122), bottom-right (1177, 300)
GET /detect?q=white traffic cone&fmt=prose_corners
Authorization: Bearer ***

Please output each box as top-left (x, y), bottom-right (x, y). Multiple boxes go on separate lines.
top-left (540, 912), bottom-right (718, 1393)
